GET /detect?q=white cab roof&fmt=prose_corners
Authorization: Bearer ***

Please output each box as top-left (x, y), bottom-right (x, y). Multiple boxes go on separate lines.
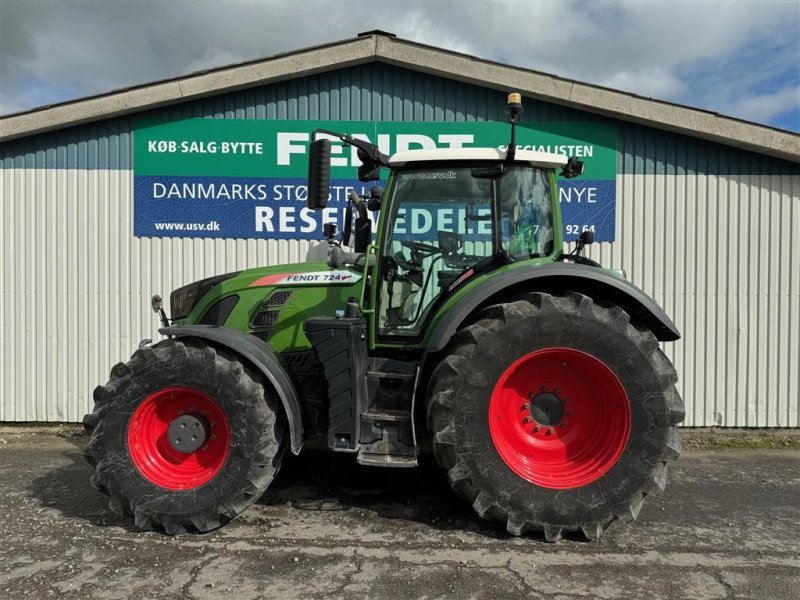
top-left (388, 147), bottom-right (568, 168)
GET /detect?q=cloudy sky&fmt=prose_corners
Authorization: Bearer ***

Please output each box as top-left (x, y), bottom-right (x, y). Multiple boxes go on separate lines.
top-left (1, 0), bottom-right (798, 131)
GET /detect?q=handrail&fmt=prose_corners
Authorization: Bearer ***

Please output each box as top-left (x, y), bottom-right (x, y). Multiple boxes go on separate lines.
top-left (359, 244), bottom-right (378, 314)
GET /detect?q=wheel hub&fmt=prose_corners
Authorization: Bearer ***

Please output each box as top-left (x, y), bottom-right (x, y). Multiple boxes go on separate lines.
top-left (167, 413), bottom-right (209, 453)
top-left (488, 348), bottom-right (631, 489)
top-left (529, 391), bottom-right (564, 426)
top-left (127, 387), bottom-right (230, 490)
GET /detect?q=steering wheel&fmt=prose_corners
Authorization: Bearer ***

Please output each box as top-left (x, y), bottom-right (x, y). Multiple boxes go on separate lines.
top-left (400, 240), bottom-right (439, 253)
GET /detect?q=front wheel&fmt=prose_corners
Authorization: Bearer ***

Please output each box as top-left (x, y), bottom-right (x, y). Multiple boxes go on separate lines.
top-left (83, 338), bottom-right (285, 534)
top-left (427, 292), bottom-right (684, 541)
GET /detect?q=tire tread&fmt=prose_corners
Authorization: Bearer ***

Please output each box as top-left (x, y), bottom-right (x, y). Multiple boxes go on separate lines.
top-left (427, 291), bottom-right (683, 541)
top-left (82, 337), bottom-right (286, 534)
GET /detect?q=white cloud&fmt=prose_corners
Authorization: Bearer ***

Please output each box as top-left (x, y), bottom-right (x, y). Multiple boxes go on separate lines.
top-left (0, 90), bottom-right (26, 116)
top-left (185, 48), bottom-right (245, 74)
top-left (392, 10), bottom-right (476, 56)
top-left (724, 86), bottom-right (800, 125)
top-left (600, 67), bottom-right (688, 100)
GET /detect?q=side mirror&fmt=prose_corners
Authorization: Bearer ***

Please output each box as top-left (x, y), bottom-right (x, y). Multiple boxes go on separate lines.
top-left (356, 149), bottom-right (381, 182)
top-left (573, 229), bottom-right (594, 258)
top-left (307, 139), bottom-right (331, 209)
top-left (367, 186), bottom-right (383, 211)
top-left (353, 218), bottom-right (371, 254)
top-left (342, 202), bottom-right (353, 247)
top-left (560, 157), bottom-right (584, 179)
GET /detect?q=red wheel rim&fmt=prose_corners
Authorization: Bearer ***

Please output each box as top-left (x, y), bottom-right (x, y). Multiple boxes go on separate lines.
top-left (127, 387), bottom-right (230, 490)
top-left (488, 348), bottom-right (630, 489)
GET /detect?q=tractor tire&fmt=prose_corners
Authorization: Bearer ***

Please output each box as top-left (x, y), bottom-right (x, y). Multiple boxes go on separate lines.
top-left (83, 337), bottom-right (285, 534)
top-left (427, 292), bottom-right (683, 541)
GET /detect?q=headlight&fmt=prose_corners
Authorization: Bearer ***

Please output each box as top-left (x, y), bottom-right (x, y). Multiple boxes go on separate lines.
top-left (169, 271), bottom-right (241, 320)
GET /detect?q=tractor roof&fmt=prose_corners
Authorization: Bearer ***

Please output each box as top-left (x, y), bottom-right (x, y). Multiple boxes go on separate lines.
top-left (388, 147), bottom-right (568, 168)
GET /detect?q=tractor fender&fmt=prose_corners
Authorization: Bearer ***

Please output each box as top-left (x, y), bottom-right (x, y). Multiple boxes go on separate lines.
top-left (426, 262), bottom-right (680, 353)
top-left (160, 325), bottom-right (304, 455)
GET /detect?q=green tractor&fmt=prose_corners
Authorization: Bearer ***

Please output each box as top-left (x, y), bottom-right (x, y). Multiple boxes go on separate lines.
top-left (83, 94), bottom-right (683, 541)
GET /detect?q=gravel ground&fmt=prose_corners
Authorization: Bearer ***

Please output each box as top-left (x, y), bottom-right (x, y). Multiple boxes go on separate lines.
top-left (0, 428), bottom-right (798, 600)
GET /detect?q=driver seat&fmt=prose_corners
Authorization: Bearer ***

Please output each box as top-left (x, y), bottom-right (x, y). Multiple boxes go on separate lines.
top-left (437, 270), bottom-right (462, 288)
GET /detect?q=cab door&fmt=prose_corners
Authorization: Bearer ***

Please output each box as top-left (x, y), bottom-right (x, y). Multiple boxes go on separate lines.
top-left (370, 165), bottom-right (495, 343)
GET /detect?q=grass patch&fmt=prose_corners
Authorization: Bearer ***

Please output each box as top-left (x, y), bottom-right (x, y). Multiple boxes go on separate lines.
top-left (683, 430), bottom-right (800, 449)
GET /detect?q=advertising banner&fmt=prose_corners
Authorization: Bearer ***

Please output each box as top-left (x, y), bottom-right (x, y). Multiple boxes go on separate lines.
top-left (133, 119), bottom-right (617, 241)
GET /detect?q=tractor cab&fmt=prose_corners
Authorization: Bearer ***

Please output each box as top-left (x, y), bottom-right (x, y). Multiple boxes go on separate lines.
top-left (374, 149), bottom-right (565, 339)
top-left (306, 96), bottom-right (582, 345)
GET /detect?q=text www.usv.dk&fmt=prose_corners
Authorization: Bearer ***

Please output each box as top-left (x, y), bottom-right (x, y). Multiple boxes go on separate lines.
top-left (153, 221), bottom-right (221, 232)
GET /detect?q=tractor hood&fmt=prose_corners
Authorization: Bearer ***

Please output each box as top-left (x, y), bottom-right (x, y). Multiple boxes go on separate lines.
top-left (169, 262), bottom-right (364, 348)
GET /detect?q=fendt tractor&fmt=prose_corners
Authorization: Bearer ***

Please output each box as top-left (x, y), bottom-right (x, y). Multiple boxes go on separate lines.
top-left (84, 93), bottom-right (684, 542)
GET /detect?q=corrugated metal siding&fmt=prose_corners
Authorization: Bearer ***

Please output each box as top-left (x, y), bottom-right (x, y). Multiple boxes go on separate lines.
top-left (582, 123), bottom-right (800, 427)
top-left (1, 61), bottom-right (799, 424)
top-left (0, 165), bottom-right (316, 421)
top-left (585, 172), bottom-right (800, 427)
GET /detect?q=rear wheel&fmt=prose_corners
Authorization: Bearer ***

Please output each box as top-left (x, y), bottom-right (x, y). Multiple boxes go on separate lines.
top-left (83, 338), bottom-right (285, 534)
top-left (427, 292), bottom-right (684, 541)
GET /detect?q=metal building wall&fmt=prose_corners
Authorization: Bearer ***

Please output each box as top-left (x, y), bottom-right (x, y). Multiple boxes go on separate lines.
top-left (1, 62), bottom-right (799, 425)
top-left (587, 145), bottom-right (800, 427)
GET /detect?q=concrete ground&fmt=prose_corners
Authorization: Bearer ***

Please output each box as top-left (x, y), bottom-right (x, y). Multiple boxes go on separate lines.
top-left (0, 429), bottom-right (798, 600)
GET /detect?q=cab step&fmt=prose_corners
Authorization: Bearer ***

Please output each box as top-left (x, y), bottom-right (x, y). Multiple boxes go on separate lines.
top-left (366, 370), bottom-right (415, 381)
top-left (357, 453), bottom-right (418, 468)
top-left (357, 408), bottom-right (417, 468)
top-left (304, 317), bottom-right (420, 466)
top-left (361, 409), bottom-right (411, 422)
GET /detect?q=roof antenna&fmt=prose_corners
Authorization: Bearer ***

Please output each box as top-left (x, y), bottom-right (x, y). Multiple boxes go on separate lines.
top-left (505, 92), bottom-right (524, 162)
